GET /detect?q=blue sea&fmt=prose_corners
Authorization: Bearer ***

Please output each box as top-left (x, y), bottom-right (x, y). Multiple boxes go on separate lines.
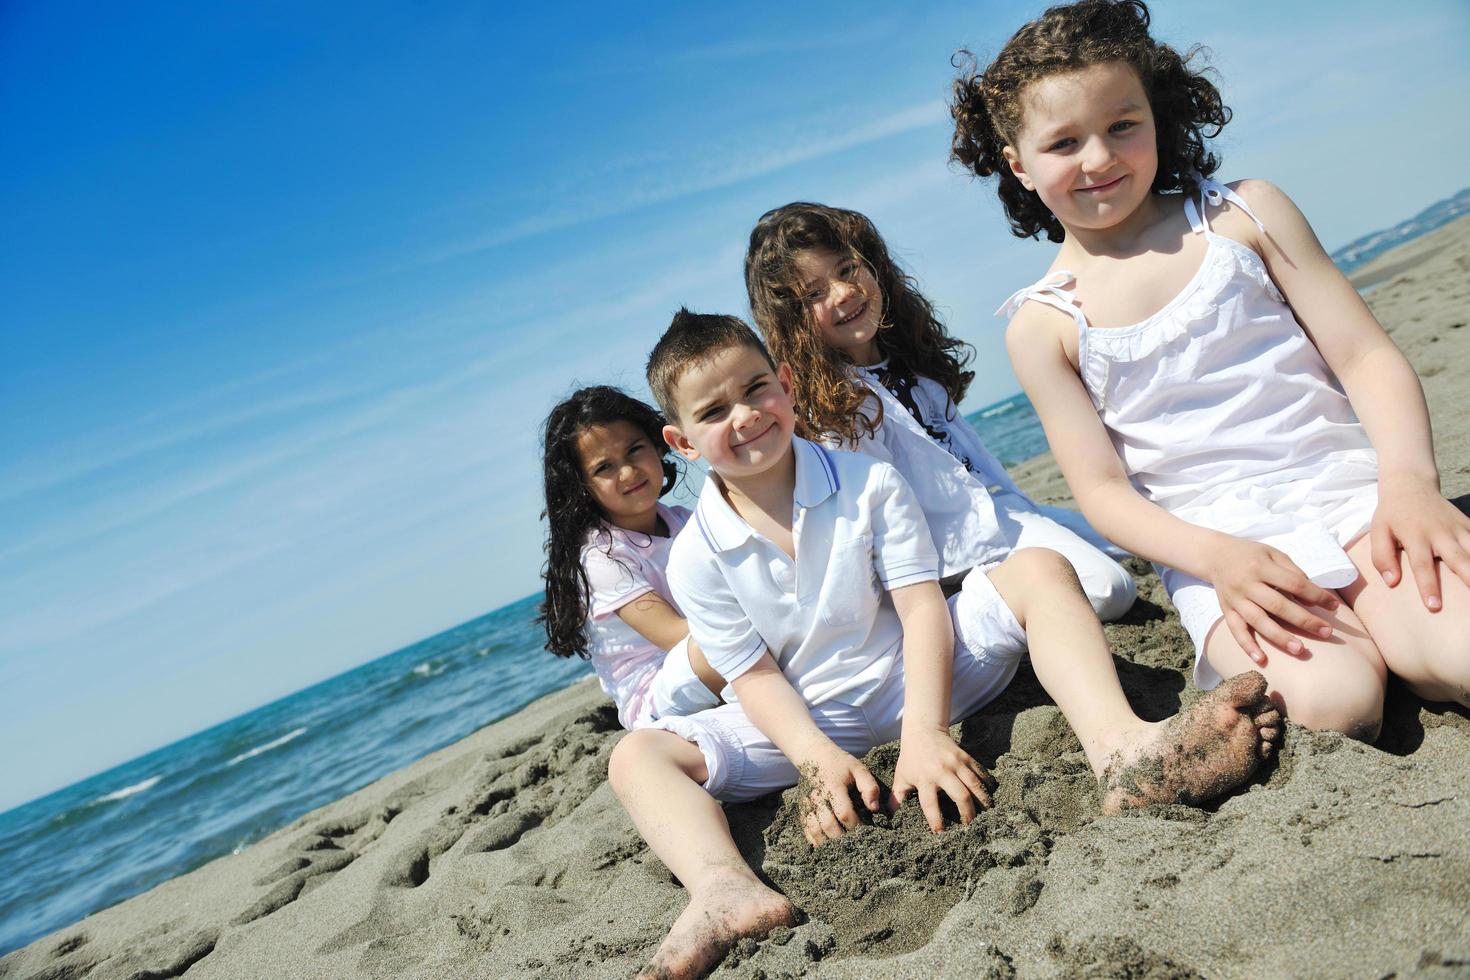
top-left (0, 391), bottom-right (1048, 957)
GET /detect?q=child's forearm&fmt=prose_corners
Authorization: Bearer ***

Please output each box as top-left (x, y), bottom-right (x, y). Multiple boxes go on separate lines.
top-left (731, 655), bottom-right (843, 764)
top-left (1336, 345), bottom-right (1441, 487)
top-left (1074, 477), bottom-right (1232, 582)
top-left (890, 581), bottom-right (956, 735)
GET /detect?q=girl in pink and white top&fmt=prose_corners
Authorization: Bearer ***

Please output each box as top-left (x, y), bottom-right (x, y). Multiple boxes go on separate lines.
top-left (537, 386), bottom-right (724, 729)
top-left (958, 0), bottom-right (1470, 737)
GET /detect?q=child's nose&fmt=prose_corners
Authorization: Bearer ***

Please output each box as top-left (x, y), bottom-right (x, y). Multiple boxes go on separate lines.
top-left (733, 402), bottom-right (761, 428)
top-left (1082, 135), bottom-right (1115, 172)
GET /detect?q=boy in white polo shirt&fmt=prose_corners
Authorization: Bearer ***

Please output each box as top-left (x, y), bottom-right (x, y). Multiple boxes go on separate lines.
top-left (608, 310), bottom-right (1284, 980)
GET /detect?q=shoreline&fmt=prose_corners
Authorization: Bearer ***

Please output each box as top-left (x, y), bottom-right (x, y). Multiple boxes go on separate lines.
top-left (5, 216), bottom-right (1470, 979)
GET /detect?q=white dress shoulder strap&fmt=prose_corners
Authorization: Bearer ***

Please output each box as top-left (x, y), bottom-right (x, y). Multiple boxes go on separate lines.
top-left (1186, 174), bottom-right (1267, 235)
top-left (995, 271), bottom-right (1092, 375)
top-left (995, 271), bottom-right (1089, 332)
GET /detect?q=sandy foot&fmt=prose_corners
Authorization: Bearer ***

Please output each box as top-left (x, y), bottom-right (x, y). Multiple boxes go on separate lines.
top-left (1099, 671), bottom-right (1282, 815)
top-left (638, 871), bottom-right (796, 980)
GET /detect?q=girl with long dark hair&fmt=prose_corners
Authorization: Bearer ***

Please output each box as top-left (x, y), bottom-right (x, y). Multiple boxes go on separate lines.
top-left (536, 385), bottom-right (723, 729)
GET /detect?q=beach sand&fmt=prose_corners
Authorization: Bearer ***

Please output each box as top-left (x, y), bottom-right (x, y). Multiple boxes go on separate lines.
top-left (6, 217), bottom-right (1470, 980)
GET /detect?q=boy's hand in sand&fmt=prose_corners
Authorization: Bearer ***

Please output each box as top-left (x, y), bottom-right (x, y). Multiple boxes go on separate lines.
top-left (1370, 477), bottom-right (1470, 610)
top-left (889, 728), bottom-right (995, 833)
top-left (1205, 534), bottom-right (1339, 666)
top-left (796, 742), bottom-right (882, 847)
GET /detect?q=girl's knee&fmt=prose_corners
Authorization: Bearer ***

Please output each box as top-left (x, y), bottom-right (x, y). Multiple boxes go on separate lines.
top-left (1278, 671), bottom-right (1385, 742)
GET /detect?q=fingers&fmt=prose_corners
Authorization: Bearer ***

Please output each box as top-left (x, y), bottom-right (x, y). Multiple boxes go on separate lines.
top-left (919, 784), bottom-right (943, 834)
top-left (1224, 609), bottom-right (1268, 667)
top-left (827, 780), bottom-right (862, 833)
top-left (944, 775), bottom-right (978, 826)
top-left (1247, 583), bottom-right (1331, 644)
top-left (853, 765), bottom-right (882, 813)
top-left (1230, 594), bottom-right (1306, 658)
top-left (885, 779), bottom-right (909, 815)
top-left (1265, 553), bottom-right (1340, 614)
top-left (1400, 536), bottom-right (1443, 611)
top-left (958, 764), bottom-right (994, 811)
top-left (801, 800), bottom-right (838, 847)
top-left (1370, 520), bottom-right (1402, 587)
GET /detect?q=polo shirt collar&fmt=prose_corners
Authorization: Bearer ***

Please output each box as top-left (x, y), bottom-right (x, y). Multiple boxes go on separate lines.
top-left (691, 438), bottom-right (841, 554)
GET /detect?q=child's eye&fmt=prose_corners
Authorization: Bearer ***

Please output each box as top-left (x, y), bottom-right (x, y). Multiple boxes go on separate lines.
top-left (803, 286), bottom-right (827, 304)
top-left (747, 381), bottom-right (767, 396)
top-left (1046, 137), bottom-right (1075, 152)
top-left (1110, 120), bottom-right (1136, 134)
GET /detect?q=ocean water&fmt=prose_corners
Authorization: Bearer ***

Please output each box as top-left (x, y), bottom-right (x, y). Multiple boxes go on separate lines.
top-left (0, 391), bottom-right (1046, 956)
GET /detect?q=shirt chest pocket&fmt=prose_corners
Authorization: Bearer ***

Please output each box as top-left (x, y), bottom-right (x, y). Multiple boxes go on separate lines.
top-left (809, 534), bottom-right (880, 628)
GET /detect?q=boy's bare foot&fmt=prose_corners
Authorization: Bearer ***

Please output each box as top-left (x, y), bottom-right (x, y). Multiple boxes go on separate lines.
top-left (637, 871), bottom-right (796, 980)
top-left (1098, 671), bottom-right (1281, 815)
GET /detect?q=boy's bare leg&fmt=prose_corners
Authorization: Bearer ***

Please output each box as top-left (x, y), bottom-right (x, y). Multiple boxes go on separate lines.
top-left (986, 549), bottom-right (1283, 815)
top-left (608, 729), bottom-right (794, 980)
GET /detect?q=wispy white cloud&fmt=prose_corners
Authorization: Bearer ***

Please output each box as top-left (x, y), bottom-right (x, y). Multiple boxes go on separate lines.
top-left (424, 99), bottom-right (949, 262)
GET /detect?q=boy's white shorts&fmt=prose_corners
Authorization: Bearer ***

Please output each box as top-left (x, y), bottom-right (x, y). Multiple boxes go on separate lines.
top-left (648, 568), bottom-right (1027, 803)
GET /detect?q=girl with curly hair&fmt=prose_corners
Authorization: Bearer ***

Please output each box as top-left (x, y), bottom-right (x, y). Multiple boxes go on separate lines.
top-left (536, 385), bottom-right (723, 729)
top-left (745, 201), bottom-right (1135, 620)
top-left (961, 0), bottom-right (1470, 734)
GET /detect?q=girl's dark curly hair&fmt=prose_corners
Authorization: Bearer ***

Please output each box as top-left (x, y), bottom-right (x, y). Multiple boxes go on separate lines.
top-left (950, 0), bottom-right (1230, 242)
top-left (745, 202), bottom-right (975, 445)
top-left (535, 385), bottom-right (679, 660)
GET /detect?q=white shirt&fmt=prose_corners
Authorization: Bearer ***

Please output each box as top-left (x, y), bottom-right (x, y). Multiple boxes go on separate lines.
top-left (583, 503), bottom-right (690, 728)
top-left (847, 363), bottom-right (1127, 567)
top-left (668, 438), bottom-right (938, 707)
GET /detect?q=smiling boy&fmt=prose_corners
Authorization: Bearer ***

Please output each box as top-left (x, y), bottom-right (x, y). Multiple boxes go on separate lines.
top-left (607, 310), bottom-right (1036, 979)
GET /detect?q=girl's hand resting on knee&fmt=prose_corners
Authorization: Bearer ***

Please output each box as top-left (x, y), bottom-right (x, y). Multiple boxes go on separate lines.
top-left (797, 742), bottom-right (882, 847)
top-left (889, 728), bottom-right (996, 834)
top-left (1370, 478), bottom-right (1470, 610)
top-left (1206, 535), bottom-right (1340, 666)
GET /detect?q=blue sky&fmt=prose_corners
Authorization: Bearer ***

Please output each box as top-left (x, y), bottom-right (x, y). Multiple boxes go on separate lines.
top-left (3, 0), bottom-right (1468, 811)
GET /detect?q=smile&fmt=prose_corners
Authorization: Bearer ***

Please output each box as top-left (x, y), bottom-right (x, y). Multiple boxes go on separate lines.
top-left (834, 300), bottom-right (868, 326)
top-left (1075, 174), bottom-right (1127, 194)
top-left (622, 478), bottom-right (649, 495)
top-left (735, 419), bottom-right (778, 448)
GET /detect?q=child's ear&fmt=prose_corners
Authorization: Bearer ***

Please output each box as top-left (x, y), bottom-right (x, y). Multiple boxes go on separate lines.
top-left (1002, 145), bottom-right (1035, 192)
top-left (663, 422), bottom-right (702, 463)
top-left (776, 362), bottom-right (795, 397)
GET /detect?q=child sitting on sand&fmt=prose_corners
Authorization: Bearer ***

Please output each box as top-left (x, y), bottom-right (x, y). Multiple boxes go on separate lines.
top-left (744, 201), bottom-right (1135, 621)
top-left (535, 386), bottom-right (724, 730)
top-left (961, 0), bottom-right (1470, 735)
top-left (607, 309), bottom-right (1281, 979)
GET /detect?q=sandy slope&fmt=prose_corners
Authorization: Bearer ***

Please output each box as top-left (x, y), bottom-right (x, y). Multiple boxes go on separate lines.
top-left (5, 218), bottom-right (1470, 980)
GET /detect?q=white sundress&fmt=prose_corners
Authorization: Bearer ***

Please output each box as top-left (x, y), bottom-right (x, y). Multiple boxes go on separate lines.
top-left (997, 176), bottom-right (1379, 688)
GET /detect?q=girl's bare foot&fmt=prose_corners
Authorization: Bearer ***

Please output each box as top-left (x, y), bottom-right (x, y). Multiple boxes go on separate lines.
top-left (638, 871), bottom-right (795, 980)
top-left (1098, 671), bottom-right (1281, 815)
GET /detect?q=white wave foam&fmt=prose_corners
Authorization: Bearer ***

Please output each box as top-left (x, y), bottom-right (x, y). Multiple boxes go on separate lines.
top-left (92, 775), bottom-right (161, 804)
top-left (411, 661), bottom-right (446, 678)
top-left (227, 727), bottom-right (308, 766)
top-left (981, 402), bottom-right (1018, 419)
